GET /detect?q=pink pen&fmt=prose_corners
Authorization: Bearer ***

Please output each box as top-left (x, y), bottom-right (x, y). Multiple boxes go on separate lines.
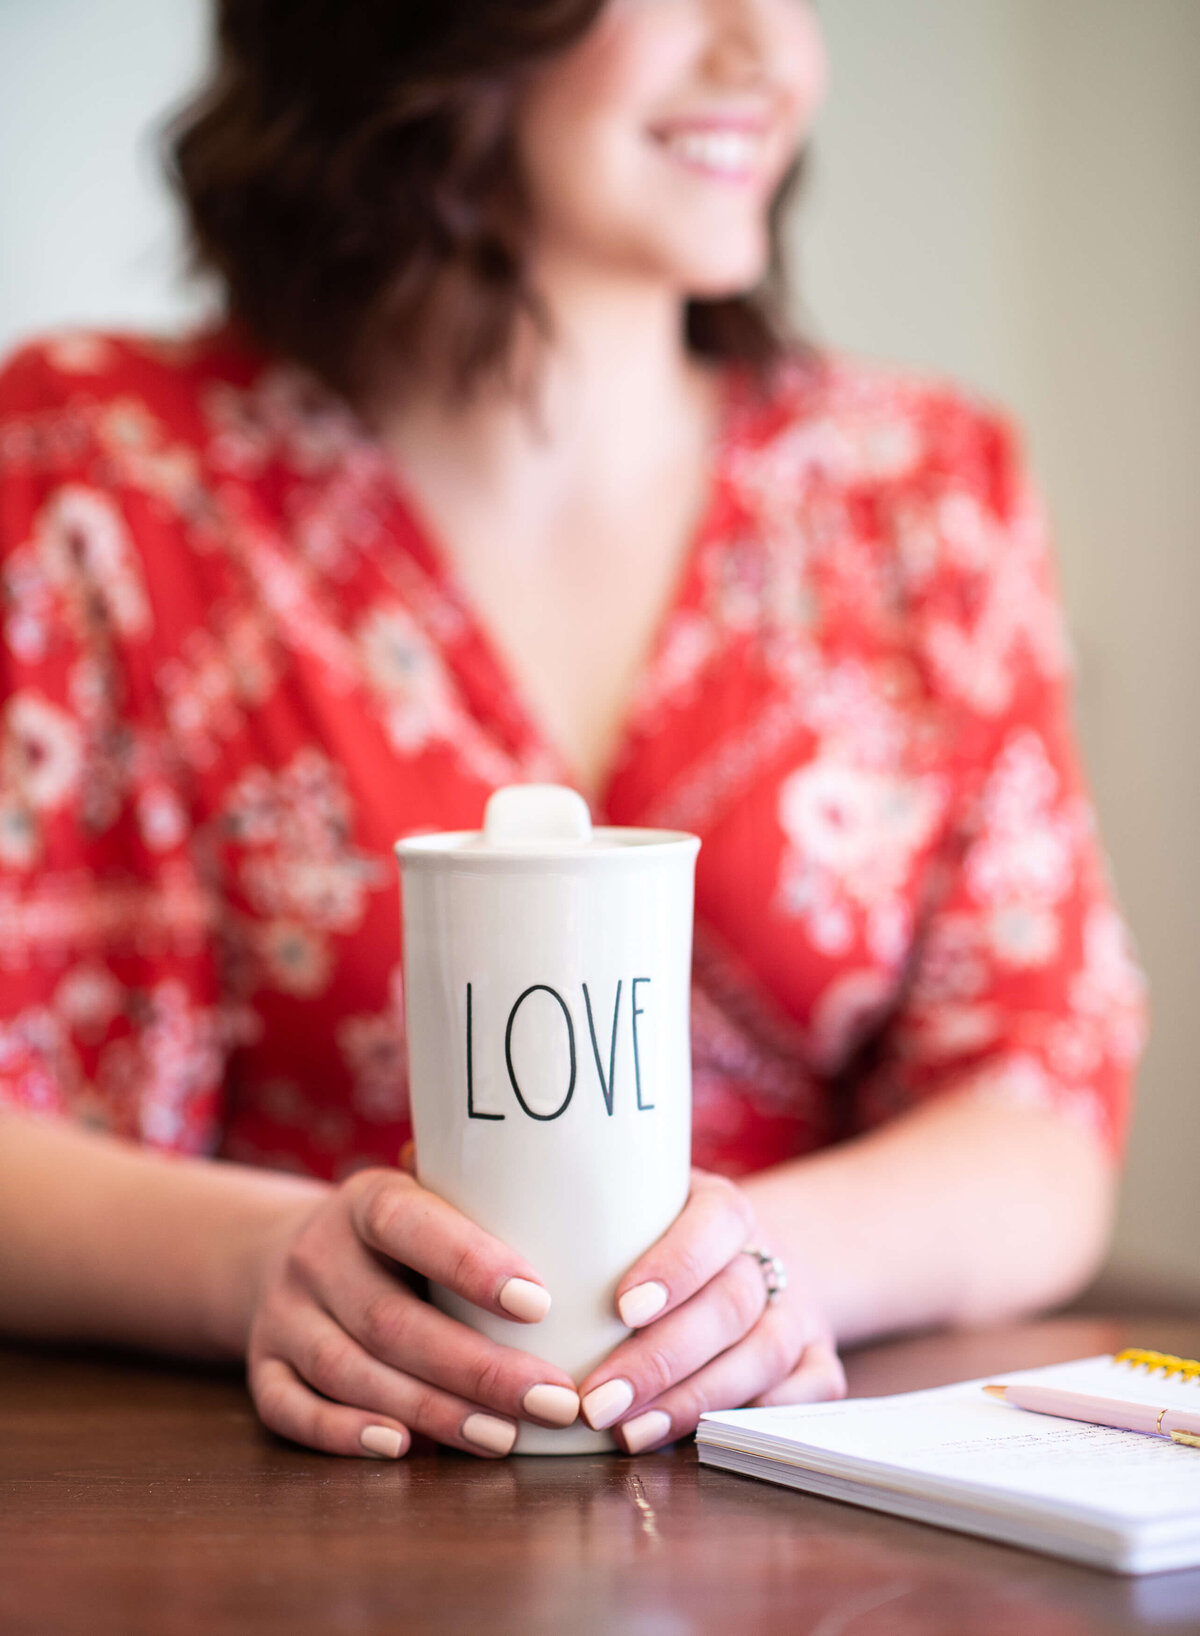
top-left (984, 1382), bottom-right (1200, 1447)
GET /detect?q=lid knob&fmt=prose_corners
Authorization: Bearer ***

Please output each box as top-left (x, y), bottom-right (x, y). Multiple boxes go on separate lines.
top-left (482, 784), bottom-right (593, 847)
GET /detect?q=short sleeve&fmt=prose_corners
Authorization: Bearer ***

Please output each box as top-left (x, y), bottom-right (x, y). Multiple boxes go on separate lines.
top-left (0, 339), bottom-right (231, 1153)
top-left (853, 401), bottom-right (1146, 1156)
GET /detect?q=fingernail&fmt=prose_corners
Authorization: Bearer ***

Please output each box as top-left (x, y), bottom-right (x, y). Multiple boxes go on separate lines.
top-left (581, 1377), bottom-right (634, 1430)
top-left (621, 1410), bottom-right (672, 1454)
top-left (462, 1413), bottom-right (518, 1456)
top-left (522, 1383), bottom-right (581, 1426)
top-left (618, 1280), bottom-right (668, 1328)
top-left (498, 1277), bottom-right (552, 1323)
top-left (360, 1425), bottom-right (404, 1459)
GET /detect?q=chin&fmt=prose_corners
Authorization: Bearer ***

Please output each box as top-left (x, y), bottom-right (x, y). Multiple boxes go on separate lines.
top-left (678, 254), bottom-right (769, 302)
top-left (683, 266), bottom-right (768, 301)
top-left (661, 225), bottom-right (771, 301)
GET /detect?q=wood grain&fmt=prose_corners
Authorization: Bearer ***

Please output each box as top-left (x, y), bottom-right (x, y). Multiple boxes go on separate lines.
top-left (3, 1315), bottom-right (1200, 1635)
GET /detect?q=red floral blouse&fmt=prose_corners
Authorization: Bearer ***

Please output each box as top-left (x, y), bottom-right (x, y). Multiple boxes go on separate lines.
top-left (0, 327), bottom-right (1144, 1180)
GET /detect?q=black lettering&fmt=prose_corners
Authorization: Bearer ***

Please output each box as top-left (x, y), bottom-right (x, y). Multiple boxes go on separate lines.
top-left (631, 976), bottom-right (653, 1111)
top-left (505, 985), bottom-right (577, 1122)
top-left (466, 982), bottom-right (504, 1120)
top-left (582, 980), bottom-right (621, 1117)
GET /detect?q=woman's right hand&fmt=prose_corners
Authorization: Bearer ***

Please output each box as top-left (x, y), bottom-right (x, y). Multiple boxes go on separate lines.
top-left (246, 1167), bottom-right (582, 1459)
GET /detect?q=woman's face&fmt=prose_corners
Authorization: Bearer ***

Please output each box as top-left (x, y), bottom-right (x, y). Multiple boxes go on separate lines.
top-left (516, 0), bottom-right (827, 299)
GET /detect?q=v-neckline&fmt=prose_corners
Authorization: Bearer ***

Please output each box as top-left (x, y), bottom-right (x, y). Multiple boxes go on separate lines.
top-left (354, 365), bottom-right (747, 819)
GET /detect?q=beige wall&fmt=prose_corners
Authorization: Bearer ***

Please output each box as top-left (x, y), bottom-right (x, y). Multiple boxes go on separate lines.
top-left (2, 0), bottom-right (1198, 1298)
top-left (1024, 3), bottom-right (1200, 1302)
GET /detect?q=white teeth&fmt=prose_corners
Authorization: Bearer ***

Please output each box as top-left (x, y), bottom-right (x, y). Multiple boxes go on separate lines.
top-left (660, 130), bottom-right (760, 176)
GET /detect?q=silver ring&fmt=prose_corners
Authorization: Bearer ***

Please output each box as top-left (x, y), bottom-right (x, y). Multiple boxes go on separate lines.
top-left (742, 1246), bottom-right (788, 1304)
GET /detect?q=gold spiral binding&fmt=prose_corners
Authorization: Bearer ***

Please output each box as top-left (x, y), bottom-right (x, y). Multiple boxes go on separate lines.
top-left (1115, 1348), bottom-right (1200, 1383)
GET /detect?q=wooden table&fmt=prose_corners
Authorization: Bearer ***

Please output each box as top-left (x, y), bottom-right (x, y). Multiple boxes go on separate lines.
top-left (4, 1315), bottom-right (1200, 1635)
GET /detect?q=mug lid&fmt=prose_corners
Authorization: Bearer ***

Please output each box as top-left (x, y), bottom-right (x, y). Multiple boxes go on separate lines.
top-left (394, 784), bottom-right (700, 866)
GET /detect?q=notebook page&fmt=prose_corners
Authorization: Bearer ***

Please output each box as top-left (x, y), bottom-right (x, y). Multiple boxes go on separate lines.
top-left (701, 1371), bottom-right (1200, 1527)
top-left (1004, 1354), bottom-right (1200, 1412)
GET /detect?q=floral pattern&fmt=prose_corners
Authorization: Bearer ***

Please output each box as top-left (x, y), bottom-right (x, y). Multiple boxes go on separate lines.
top-left (0, 326), bottom-right (1144, 1177)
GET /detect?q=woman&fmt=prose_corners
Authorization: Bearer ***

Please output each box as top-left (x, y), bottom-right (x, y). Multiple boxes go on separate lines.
top-left (0, 0), bottom-right (1144, 1462)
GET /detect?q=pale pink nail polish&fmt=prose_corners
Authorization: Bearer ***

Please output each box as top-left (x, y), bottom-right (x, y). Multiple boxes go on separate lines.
top-left (618, 1281), bottom-right (668, 1328)
top-left (462, 1413), bottom-right (518, 1455)
top-left (360, 1425), bottom-right (404, 1459)
top-left (581, 1377), bottom-right (634, 1430)
top-left (498, 1277), bottom-right (551, 1322)
top-left (522, 1383), bottom-right (580, 1426)
top-left (621, 1410), bottom-right (672, 1454)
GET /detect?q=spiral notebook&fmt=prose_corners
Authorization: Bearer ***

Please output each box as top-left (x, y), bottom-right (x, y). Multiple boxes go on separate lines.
top-left (697, 1350), bottom-right (1200, 1574)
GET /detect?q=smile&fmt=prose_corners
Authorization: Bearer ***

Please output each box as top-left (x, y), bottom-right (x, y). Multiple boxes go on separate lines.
top-left (652, 125), bottom-right (767, 182)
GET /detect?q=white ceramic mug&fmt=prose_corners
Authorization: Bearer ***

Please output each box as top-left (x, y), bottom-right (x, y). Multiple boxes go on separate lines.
top-left (395, 785), bottom-right (700, 1453)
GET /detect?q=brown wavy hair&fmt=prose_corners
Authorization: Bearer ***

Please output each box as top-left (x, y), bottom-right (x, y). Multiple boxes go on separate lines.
top-left (167, 0), bottom-right (801, 405)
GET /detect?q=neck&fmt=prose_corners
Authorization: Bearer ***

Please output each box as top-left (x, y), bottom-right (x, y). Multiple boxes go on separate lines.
top-left (513, 261), bottom-right (696, 453)
top-left (374, 263), bottom-right (714, 504)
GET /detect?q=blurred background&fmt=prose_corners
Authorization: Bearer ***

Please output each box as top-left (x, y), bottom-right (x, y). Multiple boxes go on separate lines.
top-left (1, 0), bottom-right (1197, 1308)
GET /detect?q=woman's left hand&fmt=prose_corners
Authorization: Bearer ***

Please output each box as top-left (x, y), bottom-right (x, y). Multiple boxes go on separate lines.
top-left (577, 1169), bottom-right (846, 1453)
